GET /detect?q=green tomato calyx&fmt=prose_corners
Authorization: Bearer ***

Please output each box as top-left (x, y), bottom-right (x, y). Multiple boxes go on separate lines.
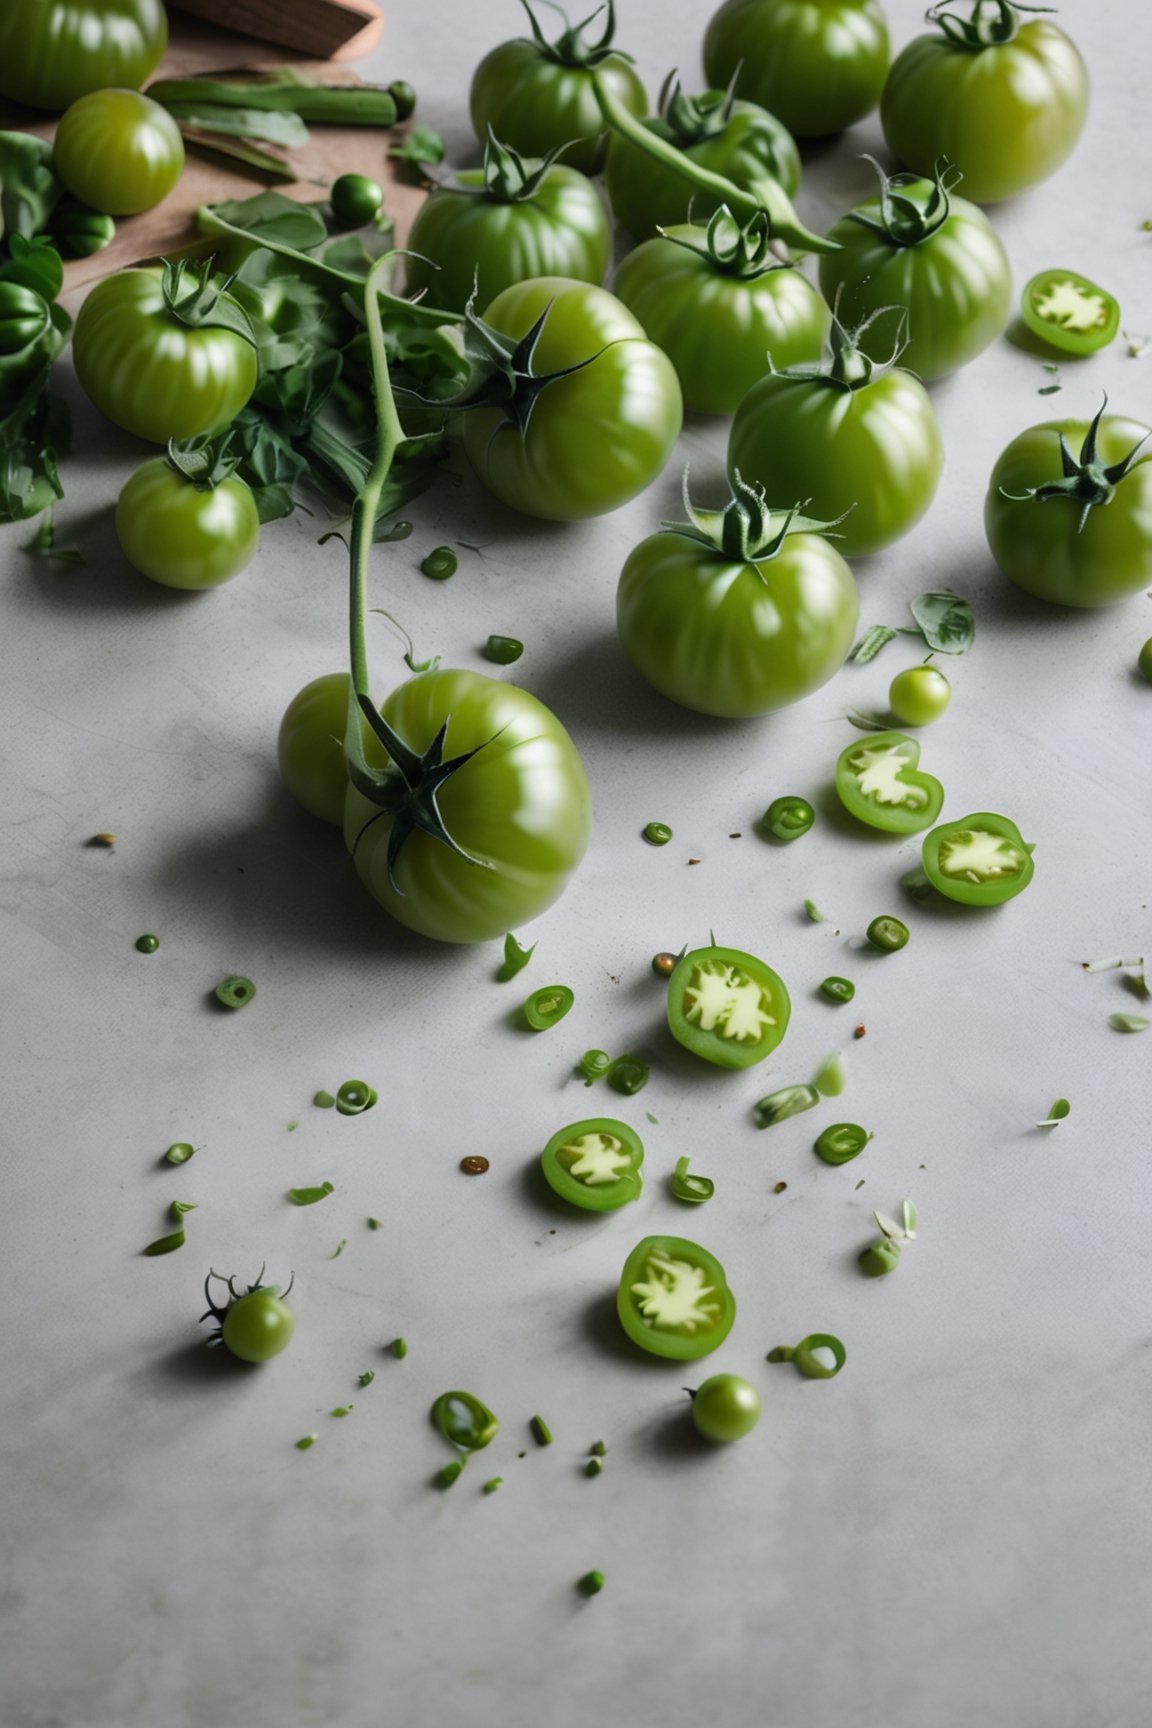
top-left (999, 398), bottom-right (1150, 533)
top-left (848, 156), bottom-right (962, 248)
top-left (927, 0), bottom-right (1052, 50)
top-left (200, 1265), bottom-right (294, 1347)
top-left (165, 431), bottom-right (244, 492)
top-left (658, 204), bottom-right (789, 279)
top-left (518, 0), bottom-right (632, 69)
top-left (462, 127), bottom-right (570, 204)
top-left (775, 302), bottom-right (910, 393)
top-left (161, 257), bottom-right (255, 348)
top-left (664, 468), bottom-right (846, 566)
top-left (454, 293), bottom-right (603, 435)
top-left (655, 70), bottom-right (741, 150)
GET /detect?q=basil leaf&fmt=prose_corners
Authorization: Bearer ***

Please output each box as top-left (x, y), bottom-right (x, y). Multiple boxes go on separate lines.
top-left (908, 590), bottom-right (975, 654)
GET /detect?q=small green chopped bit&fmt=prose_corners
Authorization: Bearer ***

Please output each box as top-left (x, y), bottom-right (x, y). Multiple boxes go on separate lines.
top-left (170, 1200), bottom-right (197, 1219)
top-left (330, 1405), bottom-right (352, 1418)
top-left (577, 1049), bottom-right (612, 1085)
top-left (590, 1439), bottom-right (607, 1456)
top-left (91, 832), bottom-right (117, 846)
top-left (671, 1155), bottom-right (714, 1204)
top-left (482, 1476), bottom-right (503, 1493)
top-left (420, 544), bottom-right (457, 579)
top-left (530, 1415), bottom-right (553, 1446)
top-left (135, 933), bottom-right (159, 953)
top-left (314, 1090), bottom-right (336, 1108)
top-left (215, 974), bottom-right (255, 1008)
top-left (165, 1142), bottom-right (195, 1165)
top-left (753, 1083), bottom-right (820, 1129)
top-left (606, 1054), bottom-right (649, 1095)
top-left (652, 951), bottom-right (679, 976)
top-left (585, 1456), bottom-right (604, 1477)
top-left (1110, 1013), bottom-right (1150, 1033)
top-left (523, 984), bottom-right (574, 1031)
top-left (358, 1370), bottom-right (376, 1387)
top-left (286, 1181), bottom-right (335, 1205)
top-left (819, 975), bottom-right (855, 1005)
top-left (391, 1337), bottom-right (408, 1358)
top-left (336, 1079), bottom-right (377, 1115)
top-left (767, 1333), bottom-right (846, 1379)
top-left (803, 899), bottom-right (824, 923)
top-left (578, 1570), bottom-right (605, 1596)
top-left (296, 1434), bottom-right (317, 1450)
top-left (431, 1390), bottom-right (499, 1452)
top-left (859, 1238), bottom-right (901, 1277)
top-left (484, 634), bottom-right (523, 665)
top-left (142, 1228), bottom-right (185, 1256)
top-left (1037, 1098), bottom-right (1071, 1127)
top-left (332, 1238), bottom-right (348, 1258)
top-left (498, 932), bottom-right (536, 981)
top-left (286, 1120), bottom-right (298, 1132)
top-left (368, 1217), bottom-right (385, 1230)
top-left (814, 1123), bottom-right (871, 1165)
top-left (437, 1458), bottom-right (464, 1487)
top-left (812, 1051), bottom-right (846, 1098)
top-left (643, 821), bottom-right (672, 845)
top-left (866, 915), bottom-right (909, 952)
top-left (761, 795), bottom-right (815, 842)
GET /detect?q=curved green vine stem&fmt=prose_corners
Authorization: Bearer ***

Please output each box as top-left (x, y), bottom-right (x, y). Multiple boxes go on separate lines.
top-left (589, 70), bottom-right (838, 256)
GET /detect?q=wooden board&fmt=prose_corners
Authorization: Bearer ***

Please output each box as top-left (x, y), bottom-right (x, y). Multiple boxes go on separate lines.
top-left (0, 11), bottom-right (425, 299)
top-left (171, 0), bottom-right (384, 62)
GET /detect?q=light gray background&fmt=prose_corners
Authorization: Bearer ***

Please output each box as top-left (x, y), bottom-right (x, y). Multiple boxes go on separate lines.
top-left (3, 4), bottom-right (1151, 1726)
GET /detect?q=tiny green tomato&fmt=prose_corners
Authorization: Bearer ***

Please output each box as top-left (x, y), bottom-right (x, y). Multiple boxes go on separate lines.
top-left (330, 173), bottom-right (385, 226)
top-left (888, 664), bottom-right (951, 726)
top-left (689, 1374), bottom-right (762, 1443)
top-left (859, 1238), bottom-right (901, 1277)
top-left (1139, 638), bottom-right (1152, 684)
top-left (866, 916), bottom-right (909, 953)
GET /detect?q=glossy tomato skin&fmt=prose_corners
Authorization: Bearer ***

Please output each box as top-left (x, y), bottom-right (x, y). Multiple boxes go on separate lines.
top-left (617, 528), bottom-right (857, 717)
top-left (221, 1291), bottom-right (295, 1363)
top-left (115, 459), bottom-right (259, 589)
top-left (703, 0), bottom-right (890, 137)
top-left (469, 38), bottom-right (647, 175)
top-left (343, 669), bottom-right (592, 944)
top-left (614, 235), bottom-right (830, 414)
top-left (880, 21), bottom-right (1088, 204)
top-left (984, 417), bottom-right (1152, 608)
top-left (73, 268), bottom-right (257, 443)
top-left (462, 278), bottom-right (682, 522)
top-left (0, 0), bottom-right (167, 110)
top-left (604, 98), bottom-right (800, 240)
top-left (405, 167), bottom-right (610, 315)
top-left (818, 182), bottom-right (1011, 381)
top-left (278, 673), bottom-right (360, 827)
top-left (728, 368), bottom-right (943, 556)
top-left (53, 88), bottom-right (184, 216)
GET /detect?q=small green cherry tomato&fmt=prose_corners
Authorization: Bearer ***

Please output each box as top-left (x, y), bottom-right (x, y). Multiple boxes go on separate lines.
top-left (277, 672), bottom-right (357, 827)
top-left (689, 1373), bottom-right (762, 1443)
top-left (116, 457), bottom-right (259, 590)
top-left (762, 795), bottom-right (815, 841)
top-left (203, 1271), bottom-right (295, 1362)
top-left (888, 665), bottom-right (951, 727)
top-left (330, 173), bottom-right (385, 226)
top-left (866, 915), bottom-right (909, 952)
top-left (135, 932), bottom-right (159, 952)
top-left (617, 1235), bottom-right (736, 1360)
top-left (859, 1238), bottom-right (901, 1277)
top-left (388, 80), bottom-right (417, 121)
top-left (1139, 639), bottom-right (1152, 685)
top-left (703, 0), bottom-right (890, 137)
top-left (921, 812), bottom-right (1035, 907)
top-left (0, 0), bottom-right (168, 111)
top-left (835, 731), bottom-right (944, 834)
top-left (53, 89), bottom-right (184, 215)
top-left (1020, 270), bottom-right (1120, 357)
top-left (667, 944), bottom-right (790, 1069)
top-left (540, 1118), bottom-right (644, 1212)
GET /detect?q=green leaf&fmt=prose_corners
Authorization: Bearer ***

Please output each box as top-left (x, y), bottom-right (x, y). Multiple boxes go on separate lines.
top-left (142, 1229), bottom-right (186, 1256)
top-left (908, 591), bottom-right (975, 655)
top-left (0, 235), bottom-right (64, 301)
top-left (287, 1181), bottom-right (335, 1204)
top-left (180, 129), bottom-right (298, 181)
top-left (165, 103), bottom-right (309, 146)
top-left (390, 127), bottom-right (445, 166)
top-left (498, 932), bottom-right (536, 981)
top-left (202, 190), bottom-right (328, 250)
top-left (851, 624), bottom-right (898, 663)
top-left (1109, 1013), bottom-right (1150, 1033)
top-left (1037, 1098), bottom-right (1071, 1127)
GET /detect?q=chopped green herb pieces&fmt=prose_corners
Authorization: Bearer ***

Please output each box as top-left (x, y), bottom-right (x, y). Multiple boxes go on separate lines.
top-left (358, 1370), bottom-right (375, 1387)
top-left (332, 1239), bottom-right (348, 1258)
top-left (215, 974), bottom-right (255, 1009)
top-left (336, 1079), bottom-right (377, 1115)
top-left (391, 1337), bottom-right (408, 1358)
top-left (859, 1238), bottom-right (901, 1277)
top-left (391, 126), bottom-right (445, 166)
top-left (484, 634), bottom-right (523, 664)
top-left (437, 1459), bottom-right (464, 1487)
top-left (165, 1142), bottom-right (195, 1165)
top-left (803, 899), bottom-right (824, 923)
top-left (1110, 1013), bottom-right (1150, 1033)
top-left (577, 1049), bottom-right (612, 1085)
top-left (420, 544), bottom-right (457, 579)
top-left (1038, 1099), bottom-right (1071, 1127)
top-left (523, 985), bottom-right (574, 1031)
top-left (819, 976), bottom-right (855, 1004)
top-left (498, 933), bottom-right (536, 981)
top-left (296, 1435), bottom-right (317, 1450)
top-left (530, 1415), bottom-right (553, 1446)
top-left (482, 1476), bottom-right (503, 1494)
top-left (606, 1054), bottom-right (649, 1095)
top-left (143, 1229), bottom-right (186, 1256)
top-left (590, 1440), bottom-right (607, 1457)
top-left (170, 1200), bottom-right (197, 1219)
top-left (866, 915), bottom-right (909, 952)
top-left (431, 1391), bottom-right (499, 1452)
top-left (908, 592), bottom-right (975, 656)
top-left (851, 624), bottom-right (899, 663)
top-left (314, 1090), bottom-right (336, 1109)
top-left (287, 1181), bottom-right (334, 1205)
top-left (767, 1333), bottom-right (846, 1379)
top-left (585, 1456), bottom-right (604, 1477)
top-left (671, 1155), bottom-right (714, 1204)
top-left (643, 821), bottom-right (673, 845)
top-left (330, 1406), bottom-right (352, 1418)
top-left (813, 1052), bottom-right (846, 1097)
top-left (135, 933), bottom-right (159, 953)
top-left (761, 796), bottom-right (815, 842)
top-left (814, 1123), bottom-right (870, 1165)
top-left (753, 1084), bottom-right (819, 1129)
top-left (578, 1570), bottom-right (605, 1596)
top-left (368, 1217), bottom-right (384, 1230)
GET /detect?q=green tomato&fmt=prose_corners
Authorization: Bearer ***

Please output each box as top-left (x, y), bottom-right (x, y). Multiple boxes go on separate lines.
top-left (984, 415), bottom-right (1152, 607)
top-left (859, 1238), bottom-right (900, 1277)
top-left (342, 668), bottom-right (591, 944)
top-left (604, 93), bottom-right (800, 241)
top-left (220, 1287), bottom-right (295, 1363)
top-left (469, 23), bottom-right (647, 175)
top-left (703, 0), bottom-right (890, 137)
top-left (0, 281), bottom-right (69, 412)
top-left (617, 1235), bottom-right (736, 1361)
top-left (278, 672), bottom-right (360, 827)
top-left (53, 88), bottom-right (184, 216)
top-left (115, 457), bottom-right (259, 589)
top-left (540, 1118), bottom-right (644, 1212)
top-left (818, 174), bottom-right (1012, 382)
top-left (880, 12), bottom-right (1088, 205)
top-left (613, 227), bottom-right (830, 414)
top-left (921, 811), bottom-right (1034, 907)
top-left (1139, 639), bottom-right (1152, 685)
top-left (728, 364), bottom-right (943, 556)
top-left (666, 944), bottom-right (791, 1069)
top-left (72, 267), bottom-right (257, 443)
top-left (690, 1373), bottom-right (762, 1442)
top-left (330, 173), bottom-right (384, 227)
top-left (462, 277), bottom-right (682, 521)
top-left (617, 523), bottom-right (858, 717)
top-left (0, 0), bottom-right (167, 111)
top-left (888, 665), bottom-right (951, 726)
top-left (405, 165), bottom-right (610, 315)
top-left (835, 731), bottom-right (944, 834)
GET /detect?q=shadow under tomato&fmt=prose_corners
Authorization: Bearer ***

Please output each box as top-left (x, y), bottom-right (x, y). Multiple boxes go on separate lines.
top-left (148, 1339), bottom-right (257, 1388)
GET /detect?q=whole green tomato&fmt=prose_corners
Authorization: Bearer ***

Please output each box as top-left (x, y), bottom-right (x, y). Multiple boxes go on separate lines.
top-left (880, 1), bottom-right (1088, 204)
top-left (330, 173), bottom-right (385, 227)
top-left (727, 322), bottom-right (944, 556)
top-left (72, 262), bottom-right (257, 443)
top-left (0, 0), bottom-right (167, 111)
top-left (468, 0), bottom-right (647, 174)
top-left (703, 0), bottom-right (890, 136)
top-left (462, 276), bottom-right (682, 521)
top-left (278, 673), bottom-right (357, 827)
top-left (115, 455), bottom-right (259, 590)
top-left (613, 209), bottom-right (830, 415)
top-left (53, 88), bottom-right (184, 215)
top-left (202, 1270), bottom-right (296, 1363)
top-left (984, 409), bottom-right (1152, 607)
top-left (604, 87), bottom-right (800, 240)
top-left (818, 160), bottom-right (1011, 381)
top-left (888, 664), bottom-right (951, 725)
top-left (617, 474), bottom-right (858, 717)
top-left (405, 148), bottom-right (610, 314)
top-left (343, 668), bottom-right (591, 943)
top-left (690, 1373), bottom-right (762, 1442)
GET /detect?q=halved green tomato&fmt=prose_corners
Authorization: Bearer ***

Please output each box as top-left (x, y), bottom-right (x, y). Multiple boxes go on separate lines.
top-left (667, 944), bottom-right (790, 1069)
top-left (1020, 269), bottom-right (1120, 357)
top-left (921, 812), bottom-right (1035, 906)
top-left (835, 731), bottom-right (944, 835)
top-left (540, 1118), bottom-right (644, 1212)
top-left (616, 1235), bottom-right (736, 1360)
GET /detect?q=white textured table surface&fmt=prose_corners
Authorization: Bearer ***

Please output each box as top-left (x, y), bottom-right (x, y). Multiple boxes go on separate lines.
top-left (3, 4), bottom-right (1151, 1726)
